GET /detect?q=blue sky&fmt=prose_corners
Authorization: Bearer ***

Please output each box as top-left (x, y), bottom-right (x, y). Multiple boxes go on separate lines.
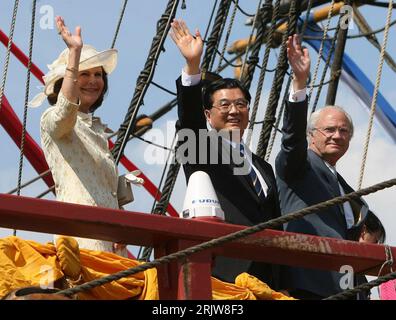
top-left (1, 1), bottom-right (395, 293)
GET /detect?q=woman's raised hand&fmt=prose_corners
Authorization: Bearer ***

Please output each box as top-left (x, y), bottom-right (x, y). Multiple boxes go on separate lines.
top-left (55, 16), bottom-right (82, 51)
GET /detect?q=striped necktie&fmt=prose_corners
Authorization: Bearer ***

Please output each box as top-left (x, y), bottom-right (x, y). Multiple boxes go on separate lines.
top-left (239, 145), bottom-right (266, 201)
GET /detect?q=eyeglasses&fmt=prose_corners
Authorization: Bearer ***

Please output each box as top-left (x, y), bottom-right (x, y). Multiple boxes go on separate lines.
top-left (313, 126), bottom-right (351, 137)
top-left (211, 98), bottom-right (249, 113)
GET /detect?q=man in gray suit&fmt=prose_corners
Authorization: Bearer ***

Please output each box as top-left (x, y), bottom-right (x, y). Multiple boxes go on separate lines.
top-left (276, 35), bottom-right (367, 299)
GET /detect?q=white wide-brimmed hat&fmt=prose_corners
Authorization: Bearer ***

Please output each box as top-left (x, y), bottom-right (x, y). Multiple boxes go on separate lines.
top-left (29, 44), bottom-right (117, 108)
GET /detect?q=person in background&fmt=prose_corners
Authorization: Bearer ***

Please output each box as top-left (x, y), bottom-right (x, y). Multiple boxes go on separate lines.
top-left (355, 210), bottom-right (386, 300)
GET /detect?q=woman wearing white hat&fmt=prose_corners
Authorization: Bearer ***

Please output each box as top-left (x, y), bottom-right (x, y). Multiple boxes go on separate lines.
top-left (36, 16), bottom-right (127, 257)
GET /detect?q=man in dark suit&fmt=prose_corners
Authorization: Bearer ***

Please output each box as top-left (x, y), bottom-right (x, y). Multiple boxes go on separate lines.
top-left (276, 35), bottom-right (368, 299)
top-left (170, 19), bottom-right (308, 290)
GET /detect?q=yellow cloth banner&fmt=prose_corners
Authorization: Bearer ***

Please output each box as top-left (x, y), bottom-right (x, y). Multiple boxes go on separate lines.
top-left (0, 236), bottom-right (294, 300)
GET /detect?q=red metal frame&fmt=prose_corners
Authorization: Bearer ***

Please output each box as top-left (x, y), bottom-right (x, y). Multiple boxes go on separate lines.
top-left (0, 193), bottom-right (395, 299)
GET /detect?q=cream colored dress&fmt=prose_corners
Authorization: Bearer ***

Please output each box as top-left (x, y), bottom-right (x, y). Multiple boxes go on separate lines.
top-left (40, 91), bottom-right (127, 257)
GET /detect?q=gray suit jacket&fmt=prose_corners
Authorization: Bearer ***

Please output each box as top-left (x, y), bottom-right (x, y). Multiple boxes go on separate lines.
top-left (275, 98), bottom-right (365, 297)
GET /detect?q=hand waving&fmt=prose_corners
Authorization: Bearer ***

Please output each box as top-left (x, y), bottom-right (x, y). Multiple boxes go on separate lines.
top-left (55, 16), bottom-right (82, 51)
top-left (170, 19), bottom-right (203, 74)
top-left (287, 34), bottom-right (310, 90)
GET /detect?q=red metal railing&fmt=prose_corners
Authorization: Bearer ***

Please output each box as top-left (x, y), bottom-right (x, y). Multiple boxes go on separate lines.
top-left (0, 193), bottom-right (394, 299)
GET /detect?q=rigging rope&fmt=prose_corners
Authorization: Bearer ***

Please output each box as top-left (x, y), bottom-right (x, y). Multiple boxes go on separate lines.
top-left (17, 0), bottom-right (37, 199)
top-left (56, 177), bottom-right (396, 297)
top-left (201, 0), bottom-right (232, 72)
top-left (311, 19), bottom-right (341, 113)
top-left (358, 0), bottom-right (393, 189)
top-left (241, 0), bottom-right (272, 90)
top-left (325, 270), bottom-right (396, 300)
top-left (210, 3), bottom-right (231, 72)
top-left (238, 0), bottom-right (264, 83)
top-left (0, 0), bottom-right (20, 111)
top-left (352, 5), bottom-right (396, 73)
top-left (307, 0), bottom-right (336, 105)
top-left (263, 0), bottom-right (316, 160)
top-left (139, 133), bottom-right (178, 261)
top-left (264, 76), bottom-right (292, 161)
top-left (231, 0), bottom-right (255, 17)
top-left (150, 80), bottom-right (176, 96)
top-left (140, 143), bottom-right (181, 261)
top-left (256, 0), bottom-right (300, 159)
top-left (110, 0), bottom-right (129, 49)
top-left (7, 169), bottom-right (51, 195)
top-left (111, 0), bottom-right (179, 164)
top-left (246, 0), bottom-right (281, 147)
top-left (202, 0), bottom-right (218, 43)
top-left (13, 0), bottom-right (37, 237)
top-left (348, 18), bottom-right (396, 40)
top-left (216, 0), bottom-right (239, 73)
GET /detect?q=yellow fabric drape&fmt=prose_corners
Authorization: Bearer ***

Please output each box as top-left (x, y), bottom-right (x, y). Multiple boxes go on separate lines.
top-left (0, 236), bottom-right (294, 300)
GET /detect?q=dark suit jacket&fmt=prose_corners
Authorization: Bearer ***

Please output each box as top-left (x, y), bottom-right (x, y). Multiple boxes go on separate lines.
top-left (275, 98), bottom-right (366, 297)
top-left (176, 77), bottom-right (282, 288)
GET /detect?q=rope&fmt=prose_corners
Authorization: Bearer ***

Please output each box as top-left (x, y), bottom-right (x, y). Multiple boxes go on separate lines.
top-left (201, 0), bottom-right (232, 72)
top-left (132, 133), bottom-right (173, 151)
top-left (357, 0), bottom-right (393, 189)
top-left (36, 185), bottom-right (55, 199)
top-left (140, 140), bottom-right (182, 261)
top-left (138, 133), bottom-right (178, 261)
top-left (209, 2), bottom-right (231, 72)
top-left (203, 0), bottom-right (218, 43)
top-left (241, 0), bottom-right (273, 90)
top-left (7, 169), bottom-right (51, 194)
top-left (307, 0), bottom-right (336, 105)
top-left (376, 245), bottom-right (394, 297)
top-left (231, 0), bottom-right (255, 17)
top-left (16, 0), bottom-right (37, 198)
top-left (55, 177), bottom-right (396, 297)
top-left (300, 18), bottom-right (339, 33)
top-left (264, 75), bottom-right (292, 161)
top-left (111, 0), bottom-right (179, 164)
top-left (150, 80), bottom-right (176, 96)
top-left (299, 0), bottom-right (315, 37)
top-left (352, 5), bottom-right (396, 73)
top-left (110, 0), bottom-right (129, 49)
top-left (0, 0), bottom-right (20, 111)
top-left (310, 20), bottom-right (341, 113)
top-left (216, 0), bottom-right (239, 73)
top-left (326, 244), bottom-right (395, 300)
top-left (151, 150), bottom-right (181, 217)
top-left (245, 0), bottom-right (281, 147)
top-left (256, 0), bottom-right (300, 158)
top-left (261, 0), bottom-right (315, 159)
top-left (358, 0), bottom-right (396, 9)
top-left (238, 0), bottom-right (263, 82)
top-left (377, 245), bottom-right (394, 278)
top-left (324, 270), bottom-right (396, 300)
top-left (348, 18), bottom-right (396, 39)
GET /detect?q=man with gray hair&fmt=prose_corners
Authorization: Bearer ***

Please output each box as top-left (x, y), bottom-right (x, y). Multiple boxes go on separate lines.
top-left (276, 36), bottom-right (367, 299)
